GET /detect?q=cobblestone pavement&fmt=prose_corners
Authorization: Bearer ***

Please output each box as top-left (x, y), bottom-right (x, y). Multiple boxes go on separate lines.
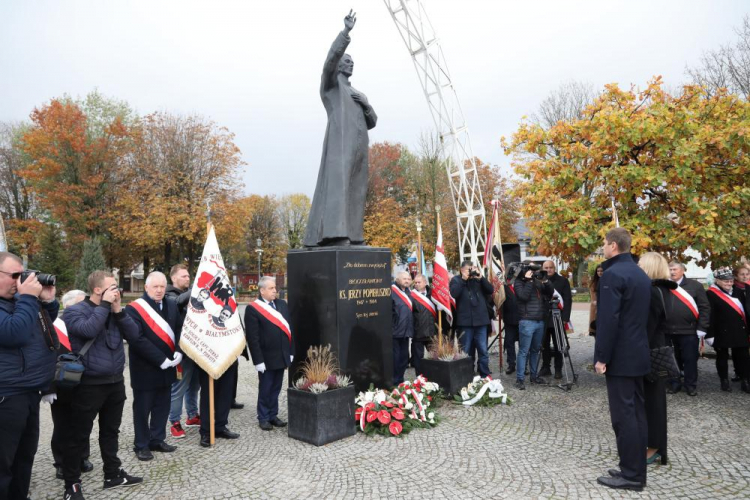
top-left (29, 310), bottom-right (749, 499)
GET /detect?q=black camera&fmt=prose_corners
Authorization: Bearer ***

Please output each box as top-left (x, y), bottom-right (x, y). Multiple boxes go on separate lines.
top-left (469, 269), bottom-right (481, 279)
top-left (20, 270), bottom-right (56, 286)
top-left (519, 263), bottom-right (547, 281)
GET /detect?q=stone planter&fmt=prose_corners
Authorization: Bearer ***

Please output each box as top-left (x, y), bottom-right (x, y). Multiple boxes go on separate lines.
top-left (287, 385), bottom-right (356, 446)
top-left (419, 357), bottom-right (474, 396)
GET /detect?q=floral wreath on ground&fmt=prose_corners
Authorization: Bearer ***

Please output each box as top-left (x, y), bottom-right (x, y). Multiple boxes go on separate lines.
top-left (453, 376), bottom-right (512, 407)
top-left (355, 375), bottom-right (441, 437)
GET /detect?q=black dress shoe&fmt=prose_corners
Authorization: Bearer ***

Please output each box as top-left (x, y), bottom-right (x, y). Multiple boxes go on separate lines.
top-left (135, 448), bottom-right (154, 461)
top-left (216, 429), bottom-right (240, 439)
top-left (505, 364), bottom-right (516, 375)
top-left (230, 401), bottom-right (244, 410)
top-left (55, 466), bottom-right (63, 480)
top-left (259, 421), bottom-right (273, 431)
top-left (200, 434), bottom-right (211, 448)
top-left (597, 475), bottom-right (644, 491)
top-left (149, 442), bottom-right (177, 453)
top-left (720, 379), bottom-right (732, 392)
top-left (80, 459), bottom-right (93, 473)
top-left (686, 388), bottom-right (697, 397)
top-left (269, 417), bottom-right (287, 428)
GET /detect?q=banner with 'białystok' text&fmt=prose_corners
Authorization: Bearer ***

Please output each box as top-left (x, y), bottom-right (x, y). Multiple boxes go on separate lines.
top-left (180, 226), bottom-right (245, 379)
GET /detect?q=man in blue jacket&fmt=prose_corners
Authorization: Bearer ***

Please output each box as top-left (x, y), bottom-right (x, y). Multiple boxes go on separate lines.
top-left (594, 228), bottom-right (651, 492)
top-left (0, 252), bottom-right (58, 500)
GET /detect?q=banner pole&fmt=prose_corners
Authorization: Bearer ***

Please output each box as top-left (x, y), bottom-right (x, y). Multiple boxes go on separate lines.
top-left (206, 218), bottom-right (216, 446)
top-left (436, 209), bottom-right (443, 352)
top-left (494, 202), bottom-right (503, 369)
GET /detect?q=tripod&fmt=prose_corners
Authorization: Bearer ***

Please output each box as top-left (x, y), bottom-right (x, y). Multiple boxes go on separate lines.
top-left (546, 306), bottom-right (578, 391)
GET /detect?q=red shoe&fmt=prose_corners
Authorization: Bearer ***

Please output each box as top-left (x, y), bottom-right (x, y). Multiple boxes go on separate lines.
top-left (184, 415), bottom-right (201, 427)
top-left (170, 422), bottom-right (186, 439)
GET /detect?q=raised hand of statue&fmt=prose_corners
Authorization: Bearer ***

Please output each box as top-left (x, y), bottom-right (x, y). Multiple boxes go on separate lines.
top-left (344, 9), bottom-right (356, 33)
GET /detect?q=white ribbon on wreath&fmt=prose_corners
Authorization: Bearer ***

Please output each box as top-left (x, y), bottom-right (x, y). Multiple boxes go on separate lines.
top-left (460, 379), bottom-right (508, 406)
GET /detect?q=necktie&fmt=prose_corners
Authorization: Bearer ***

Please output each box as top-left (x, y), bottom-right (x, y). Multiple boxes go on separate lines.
top-left (270, 300), bottom-right (276, 310)
top-left (158, 302), bottom-right (162, 311)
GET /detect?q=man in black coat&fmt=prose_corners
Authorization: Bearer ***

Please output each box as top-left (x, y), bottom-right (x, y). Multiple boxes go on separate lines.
top-left (125, 272), bottom-right (182, 461)
top-left (539, 260), bottom-right (573, 379)
top-left (501, 269), bottom-right (520, 375)
top-left (391, 271), bottom-right (414, 384)
top-left (667, 261), bottom-right (710, 396)
top-left (245, 276), bottom-right (294, 431)
top-left (594, 228), bottom-right (651, 492)
top-left (410, 274), bottom-right (436, 376)
top-left (450, 261), bottom-right (494, 378)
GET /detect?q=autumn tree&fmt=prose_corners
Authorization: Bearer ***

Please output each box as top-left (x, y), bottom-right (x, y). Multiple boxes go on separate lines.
top-left (277, 193), bottom-right (310, 249)
top-left (503, 77), bottom-right (750, 267)
top-left (74, 237), bottom-right (107, 290)
top-left (28, 223), bottom-right (75, 292)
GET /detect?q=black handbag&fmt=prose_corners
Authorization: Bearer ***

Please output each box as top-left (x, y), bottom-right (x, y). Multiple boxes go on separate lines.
top-left (54, 338), bottom-right (95, 388)
top-left (649, 346), bottom-right (680, 380)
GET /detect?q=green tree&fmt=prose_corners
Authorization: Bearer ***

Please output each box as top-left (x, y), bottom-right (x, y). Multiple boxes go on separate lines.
top-left (28, 223), bottom-right (75, 292)
top-left (75, 237), bottom-right (107, 290)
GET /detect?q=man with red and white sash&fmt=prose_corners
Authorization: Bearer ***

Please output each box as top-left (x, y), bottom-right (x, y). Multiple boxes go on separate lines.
top-left (410, 274), bottom-right (436, 376)
top-left (245, 276), bottom-right (294, 431)
top-left (667, 261), bottom-right (710, 396)
top-left (391, 271), bottom-right (414, 384)
top-left (125, 272), bottom-right (183, 461)
top-left (705, 267), bottom-right (749, 393)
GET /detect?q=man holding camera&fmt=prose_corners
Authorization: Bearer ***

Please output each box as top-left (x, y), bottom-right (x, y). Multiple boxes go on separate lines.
top-left (61, 271), bottom-right (143, 499)
top-left (0, 252), bottom-right (58, 500)
top-left (513, 263), bottom-right (554, 389)
top-left (539, 260), bottom-right (573, 380)
top-left (450, 261), bottom-right (494, 378)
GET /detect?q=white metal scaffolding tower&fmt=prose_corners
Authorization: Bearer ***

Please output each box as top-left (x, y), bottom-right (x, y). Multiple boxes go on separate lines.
top-left (384, 0), bottom-right (487, 264)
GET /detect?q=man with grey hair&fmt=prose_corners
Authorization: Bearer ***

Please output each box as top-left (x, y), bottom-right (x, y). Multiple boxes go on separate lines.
top-left (245, 276), bottom-right (293, 431)
top-left (667, 261), bottom-right (710, 395)
top-left (391, 271), bottom-right (413, 384)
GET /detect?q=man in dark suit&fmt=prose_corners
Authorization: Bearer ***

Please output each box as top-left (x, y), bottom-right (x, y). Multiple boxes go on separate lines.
top-left (594, 228), bottom-right (652, 492)
top-left (125, 272), bottom-right (183, 461)
top-left (410, 274), bottom-right (436, 376)
top-left (245, 276), bottom-right (294, 431)
top-left (391, 271), bottom-right (414, 384)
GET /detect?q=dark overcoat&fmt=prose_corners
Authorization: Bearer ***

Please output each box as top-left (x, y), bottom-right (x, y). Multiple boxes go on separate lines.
top-left (244, 299), bottom-right (294, 371)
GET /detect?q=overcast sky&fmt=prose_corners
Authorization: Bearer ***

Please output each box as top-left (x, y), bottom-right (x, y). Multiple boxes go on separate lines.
top-left (1, 1), bottom-right (747, 198)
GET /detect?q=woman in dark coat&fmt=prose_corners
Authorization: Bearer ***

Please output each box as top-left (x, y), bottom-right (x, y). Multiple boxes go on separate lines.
top-left (588, 264), bottom-right (603, 336)
top-left (638, 252), bottom-right (675, 466)
top-left (707, 267), bottom-right (750, 393)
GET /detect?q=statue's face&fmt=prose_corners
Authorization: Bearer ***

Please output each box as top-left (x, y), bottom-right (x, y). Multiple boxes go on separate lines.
top-left (339, 54), bottom-right (354, 76)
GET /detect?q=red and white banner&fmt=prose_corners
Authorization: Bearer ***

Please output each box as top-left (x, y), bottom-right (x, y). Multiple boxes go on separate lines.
top-left (672, 286), bottom-right (699, 319)
top-left (129, 298), bottom-right (175, 352)
top-left (411, 290), bottom-right (437, 319)
top-left (53, 318), bottom-right (71, 351)
top-left (431, 221), bottom-right (454, 325)
top-left (180, 226), bottom-right (247, 379)
top-left (708, 285), bottom-right (746, 322)
top-left (391, 285), bottom-right (412, 311)
top-left (249, 300), bottom-right (291, 343)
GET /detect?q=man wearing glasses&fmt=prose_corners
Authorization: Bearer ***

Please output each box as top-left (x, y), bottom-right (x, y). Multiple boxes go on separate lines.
top-left (0, 251), bottom-right (59, 500)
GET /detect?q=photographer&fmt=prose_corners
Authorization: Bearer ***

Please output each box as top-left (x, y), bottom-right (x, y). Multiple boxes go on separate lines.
top-left (0, 252), bottom-right (58, 500)
top-left (539, 260), bottom-right (572, 380)
top-left (513, 264), bottom-right (554, 390)
top-left (450, 261), bottom-right (494, 378)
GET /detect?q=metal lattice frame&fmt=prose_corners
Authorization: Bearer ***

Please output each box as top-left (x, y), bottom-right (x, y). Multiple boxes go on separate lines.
top-left (384, 0), bottom-right (487, 264)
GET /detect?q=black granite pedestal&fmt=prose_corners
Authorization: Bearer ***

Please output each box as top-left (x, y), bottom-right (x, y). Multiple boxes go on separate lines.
top-left (287, 246), bottom-right (392, 392)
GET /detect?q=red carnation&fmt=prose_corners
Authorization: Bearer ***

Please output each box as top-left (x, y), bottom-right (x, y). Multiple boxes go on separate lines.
top-left (366, 411), bottom-right (378, 423)
top-left (377, 410), bottom-right (391, 424)
top-left (389, 420), bottom-right (403, 436)
top-left (391, 408), bottom-right (405, 421)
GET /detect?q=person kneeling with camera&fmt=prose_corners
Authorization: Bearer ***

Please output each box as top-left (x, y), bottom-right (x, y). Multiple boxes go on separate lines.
top-left (514, 265), bottom-right (554, 390)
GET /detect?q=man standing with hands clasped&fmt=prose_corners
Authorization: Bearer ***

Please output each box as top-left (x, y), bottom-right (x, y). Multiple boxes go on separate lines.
top-left (594, 228), bottom-right (652, 492)
top-left (245, 277), bottom-right (294, 431)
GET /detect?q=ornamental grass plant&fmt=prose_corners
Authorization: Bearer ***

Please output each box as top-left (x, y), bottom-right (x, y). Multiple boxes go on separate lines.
top-left (293, 344), bottom-right (351, 393)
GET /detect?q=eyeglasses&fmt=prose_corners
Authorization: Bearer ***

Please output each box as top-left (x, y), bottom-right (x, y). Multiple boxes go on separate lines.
top-left (0, 270), bottom-right (22, 280)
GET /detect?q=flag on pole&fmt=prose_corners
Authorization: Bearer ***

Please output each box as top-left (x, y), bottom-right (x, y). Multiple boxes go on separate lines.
top-left (179, 226), bottom-right (246, 379)
top-left (483, 203), bottom-right (497, 270)
top-left (484, 201), bottom-right (505, 310)
top-left (419, 243), bottom-right (427, 276)
top-left (431, 219), bottom-right (454, 325)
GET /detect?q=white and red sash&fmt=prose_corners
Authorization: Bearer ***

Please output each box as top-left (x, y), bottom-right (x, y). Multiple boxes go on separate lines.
top-left (708, 286), bottom-right (746, 322)
top-left (671, 286), bottom-right (699, 319)
top-left (130, 298), bottom-right (175, 352)
top-left (411, 290), bottom-right (437, 319)
top-left (391, 285), bottom-right (412, 311)
top-left (250, 300), bottom-right (291, 343)
top-left (53, 318), bottom-right (71, 351)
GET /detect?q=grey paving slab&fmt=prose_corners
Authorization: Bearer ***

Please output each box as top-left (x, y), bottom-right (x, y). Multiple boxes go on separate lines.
top-left (27, 308), bottom-right (749, 499)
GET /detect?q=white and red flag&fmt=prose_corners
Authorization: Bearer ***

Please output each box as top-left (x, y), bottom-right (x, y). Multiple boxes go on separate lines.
top-left (180, 226), bottom-right (246, 379)
top-left (483, 200), bottom-right (505, 312)
top-left (431, 219), bottom-right (454, 325)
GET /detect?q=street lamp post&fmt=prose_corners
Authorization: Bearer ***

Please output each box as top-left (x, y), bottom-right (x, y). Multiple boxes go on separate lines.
top-left (255, 238), bottom-right (263, 286)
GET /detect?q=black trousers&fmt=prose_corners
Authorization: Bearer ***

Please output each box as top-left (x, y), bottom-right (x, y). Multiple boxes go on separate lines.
top-left (504, 324), bottom-right (519, 367)
top-left (62, 382), bottom-right (126, 485)
top-left (668, 334), bottom-right (699, 391)
top-left (257, 368), bottom-right (284, 423)
top-left (50, 390), bottom-right (90, 467)
top-left (132, 387), bottom-right (170, 450)
top-left (541, 326), bottom-right (567, 372)
top-left (199, 362), bottom-right (237, 436)
top-left (0, 391), bottom-right (40, 500)
top-left (605, 375), bottom-right (647, 484)
top-left (392, 338), bottom-right (410, 384)
top-left (410, 339), bottom-right (429, 376)
top-left (715, 347), bottom-right (750, 380)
